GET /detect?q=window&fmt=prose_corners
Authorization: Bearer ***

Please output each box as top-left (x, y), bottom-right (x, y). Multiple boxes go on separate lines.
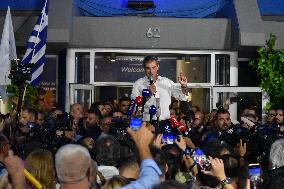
top-left (93, 53), bottom-right (211, 83)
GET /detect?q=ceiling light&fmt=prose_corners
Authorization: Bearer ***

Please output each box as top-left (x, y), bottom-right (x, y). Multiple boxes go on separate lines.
top-left (185, 55), bottom-right (191, 64)
top-left (110, 53), bottom-right (116, 62)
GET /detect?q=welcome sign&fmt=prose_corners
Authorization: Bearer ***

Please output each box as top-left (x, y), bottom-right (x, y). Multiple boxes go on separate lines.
top-left (94, 57), bottom-right (176, 82)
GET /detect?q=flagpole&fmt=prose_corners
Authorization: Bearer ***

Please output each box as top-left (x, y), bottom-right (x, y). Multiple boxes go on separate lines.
top-left (31, 0), bottom-right (48, 59)
top-left (22, 84), bottom-right (27, 106)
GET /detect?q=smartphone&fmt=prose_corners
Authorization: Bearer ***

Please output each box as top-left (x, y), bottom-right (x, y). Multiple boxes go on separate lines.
top-left (191, 148), bottom-right (211, 170)
top-left (249, 163), bottom-right (261, 189)
top-left (249, 163), bottom-right (261, 182)
top-left (161, 134), bottom-right (176, 144)
top-left (129, 118), bottom-right (142, 131)
top-left (27, 122), bottom-right (36, 129)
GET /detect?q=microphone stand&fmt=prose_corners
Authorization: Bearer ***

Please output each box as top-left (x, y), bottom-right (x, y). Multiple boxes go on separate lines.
top-left (156, 98), bottom-right (160, 134)
top-left (11, 81), bottom-right (27, 154)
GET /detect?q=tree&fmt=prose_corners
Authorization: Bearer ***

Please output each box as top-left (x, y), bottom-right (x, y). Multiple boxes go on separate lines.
top-left (249, 34), bottom-right (284, 108)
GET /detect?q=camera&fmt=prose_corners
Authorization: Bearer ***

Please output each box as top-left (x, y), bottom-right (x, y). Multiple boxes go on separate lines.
top-left (47, 112), bottom-right (72, 132)
top-left (27, 122), bottom-right (36, 129)
top-left (108, 118), bottom-right (130, 140)
top-left (38, 112), bottom-right (74, 152)
top-left (8, 63), bottom-right (33, 85)
top-left (0, 113), bottom-right (9, 122)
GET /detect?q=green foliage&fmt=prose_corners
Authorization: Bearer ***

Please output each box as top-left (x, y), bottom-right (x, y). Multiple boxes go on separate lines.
top-left (6, 60), bottom-right (39, 110)
top-left (249, 34), bottom-right (284, 107)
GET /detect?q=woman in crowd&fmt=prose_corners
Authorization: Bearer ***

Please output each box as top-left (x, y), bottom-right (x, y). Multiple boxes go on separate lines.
top-left (25, 149), bottom-right (56, 189)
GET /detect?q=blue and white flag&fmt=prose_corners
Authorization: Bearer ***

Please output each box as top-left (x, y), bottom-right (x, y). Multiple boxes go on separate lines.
top-left (21, 0), bottom-right (48, 86)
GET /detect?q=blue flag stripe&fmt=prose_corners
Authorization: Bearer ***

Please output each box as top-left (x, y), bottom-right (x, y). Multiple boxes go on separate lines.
top-left (31, 55), bottom-right (45, 72)
top-left (30, 74), bottom-right (42, 86)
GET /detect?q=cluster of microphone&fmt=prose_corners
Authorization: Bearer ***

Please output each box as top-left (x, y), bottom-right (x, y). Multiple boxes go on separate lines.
top-left (169, 117), bottom-right (187, 133)
top-left (127, 88), bottom-right (160, 122)
top-left (128, 93), bottom-right (189, 136)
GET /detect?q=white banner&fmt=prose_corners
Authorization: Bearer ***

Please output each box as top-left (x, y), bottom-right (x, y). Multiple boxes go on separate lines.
top-left (0, 6), bottom-right (17, 85)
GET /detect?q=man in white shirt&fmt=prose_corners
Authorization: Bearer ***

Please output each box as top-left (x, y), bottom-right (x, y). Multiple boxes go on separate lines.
top-left (131, 55), bottom-right (188, 133)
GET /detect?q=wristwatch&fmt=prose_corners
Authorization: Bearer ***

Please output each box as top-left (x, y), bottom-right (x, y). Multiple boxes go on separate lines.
top-left (220, 177), bottom-right (232, 187)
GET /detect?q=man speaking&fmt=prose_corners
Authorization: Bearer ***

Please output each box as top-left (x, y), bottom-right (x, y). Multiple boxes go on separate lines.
top-left (131, 55), bottom-right (188, 132)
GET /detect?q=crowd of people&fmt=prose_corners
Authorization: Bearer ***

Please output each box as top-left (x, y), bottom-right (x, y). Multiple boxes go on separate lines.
top-left (0, 55), bottom-right (283, 189)
top-left (0, 97), bottom-right (283, 189)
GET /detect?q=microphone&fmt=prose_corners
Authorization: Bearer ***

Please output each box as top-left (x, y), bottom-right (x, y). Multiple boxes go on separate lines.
top-left (169, 117), bottom-right (187, 135)
top-left (135, 96), bottom-right (142, 116)
top-left (156, 98), bottom-right (161, 118)
top-left (149, 75), bottom-right (154, 85)
top-left (141, 89), bottom-right (150, 113)
top-left (149, 105), bottom-right (157, 122)
top-left (127, 99), bottom-right (136, 117)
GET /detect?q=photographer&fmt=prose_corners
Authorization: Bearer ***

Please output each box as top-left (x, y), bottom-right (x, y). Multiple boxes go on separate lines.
top-left (78, 109), bottom-right (102, 141)
top-left (203, 109), bottom-right (234, 145)
top-left (15, 108), bottom-right (38, 146)
top-left (43, 112), bottom-right (77, 153)
top-left (97, 116), bottom-right (112, 140)
top-left (189, 111), bottom-right (209, 147)
top-left (109, 114), bottom-right (130, 140)
top-left (70, 103), bottom-right (84, 132)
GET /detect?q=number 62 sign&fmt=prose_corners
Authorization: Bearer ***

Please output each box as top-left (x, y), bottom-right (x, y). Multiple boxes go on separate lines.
top-left (146, 27), bottom-right (161, 38)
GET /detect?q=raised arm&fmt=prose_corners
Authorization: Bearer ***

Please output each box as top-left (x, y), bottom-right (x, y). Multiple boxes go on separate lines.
top-left (119, 122), bottom-right (162, 189)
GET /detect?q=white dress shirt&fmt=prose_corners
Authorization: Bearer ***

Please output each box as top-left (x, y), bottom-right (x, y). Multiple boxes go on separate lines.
top-left (131, 76), bottom-right (187, 121)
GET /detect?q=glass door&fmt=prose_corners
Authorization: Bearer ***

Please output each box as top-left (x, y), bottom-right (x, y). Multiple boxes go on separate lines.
top-left (212, 87), bottom-right (269, 122)
top-left (69, 83), bottom-right (95, 111)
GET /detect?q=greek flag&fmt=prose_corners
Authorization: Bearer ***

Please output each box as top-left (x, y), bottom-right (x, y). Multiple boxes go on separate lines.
top-left (21, 0), bottom-right (48, 86)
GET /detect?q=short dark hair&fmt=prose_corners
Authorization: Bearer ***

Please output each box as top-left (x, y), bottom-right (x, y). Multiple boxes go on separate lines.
top-left (217, 108), bottom-right (230, 116)
top-left (153, 180), bottom-right (187, 189)
top-left (90, 102), bottom-right (103, 112)
top-left (95, 136), bottom-right (120, 166)
top-left (119, 96), bottom-right (130, 103)
top-left (143, 55), bottom-right (158, 67)
top-left (150, 146), bottom-right (167, 175)
top-left (24, 107), bottom-right (38, 121)
top-left (118, 154), bottom-right (139, 170)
